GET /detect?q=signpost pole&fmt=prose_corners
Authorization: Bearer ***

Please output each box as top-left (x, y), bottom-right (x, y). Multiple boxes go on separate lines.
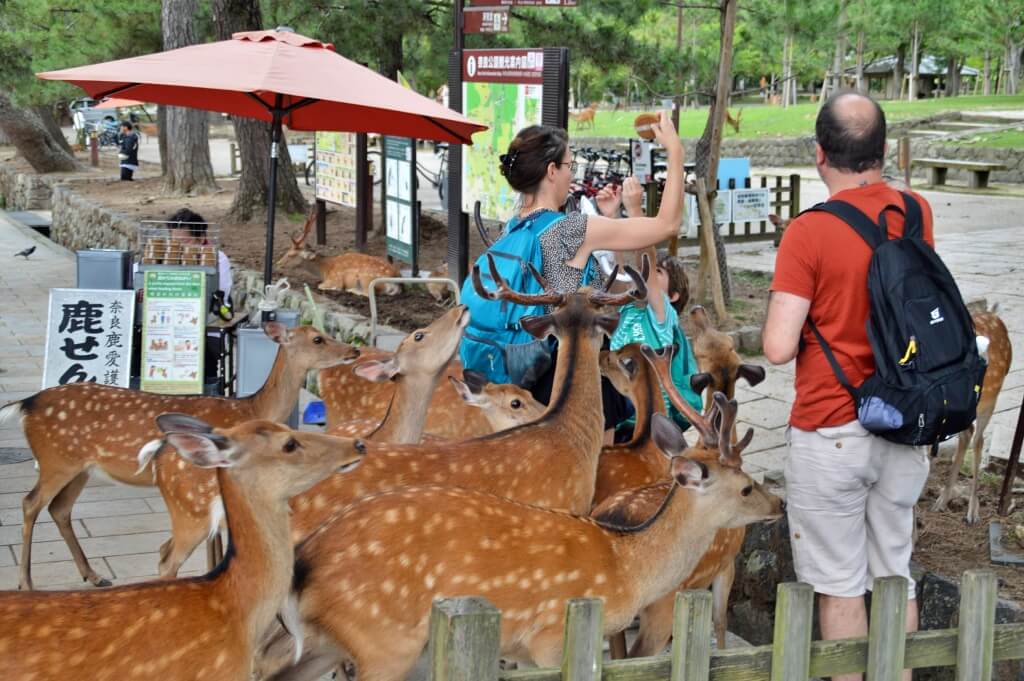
top-left (447, 0), bottom-right (470, 284)
top-left (356, 132), bottom-right (369, 252)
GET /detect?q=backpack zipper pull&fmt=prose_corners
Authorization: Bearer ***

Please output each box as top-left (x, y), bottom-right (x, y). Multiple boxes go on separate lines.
top-left (898, 336), bottom-right (917, 366)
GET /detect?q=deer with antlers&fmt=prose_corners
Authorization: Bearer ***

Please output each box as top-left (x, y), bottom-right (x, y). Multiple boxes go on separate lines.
top-left (0, 323), bottom-right (360, 589)
top-left (0, 413), bottom-right (367, 681)
top-left (932, 310), bottom-right (1013, 524)
top-left (285, 257), bottom-right (648, 543)
top-left (271, 399), bottom-right (782, 681)
top-left (275, 207), bottom-right (400, 296)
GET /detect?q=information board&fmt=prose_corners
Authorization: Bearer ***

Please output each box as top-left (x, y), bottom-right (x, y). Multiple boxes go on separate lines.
top-left (141, 270), bottom-right (206, 395)
top-left (384, 136), bottom-right (416, 265)
top-left (43, 289), bottom-right (134, 389)
top-left (731, 188), bottom-right (772, 222)
top-left (630, 139), bottom-right (653, 184)
top-left (462, 49), bottom-right (545, 221)
top-left (314, 131), bottom-right (358, 207)
top-left (464, 7), bottom-right (510, 33)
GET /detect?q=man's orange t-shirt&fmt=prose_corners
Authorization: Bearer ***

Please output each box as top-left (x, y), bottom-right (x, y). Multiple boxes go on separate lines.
top-left (770, 182), bottom-right (935, 431)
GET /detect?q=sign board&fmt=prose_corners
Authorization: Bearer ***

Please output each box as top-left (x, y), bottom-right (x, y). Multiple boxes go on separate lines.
top-left (731, 188), bottom-right (772, 222)
top-left (43, 289), bottom-right (134, 389)
top-left (141, 270), bottom-right (206, 394)
top-left (314, 131), bottom-right (358, 207)
top-left (630, 139), bottom-right (653, 184)
top-left (384, 136), bottom-right (417, 266)
top-left (467, 0), bottom-right (577, 5)
top-left (684, 190), bottom-right (733, 238)
top-left (464, 7), bottom-right (509, 33)
top-left (462, 49), bottom-right (544, 220)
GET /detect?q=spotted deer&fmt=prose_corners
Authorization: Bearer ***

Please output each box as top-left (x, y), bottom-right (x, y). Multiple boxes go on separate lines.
top-left (276, 402), bottom-right (783, 681)
top-left (0, 323), bottom-right (359, 590)
top-left (933, 310), bottom-right (1013, 524)
top-left (325, 305), bottom-right (470, 444)
top-left (0, 414), bottom-right (367, 681)
top-left (570, 103), bottom-right (597, 131)
top-left (285, 257), bottom-right (648, 542)
top-left (448, 371), bottom-right (546, 432)
top-left (275, 208), bottom-right (400, 296)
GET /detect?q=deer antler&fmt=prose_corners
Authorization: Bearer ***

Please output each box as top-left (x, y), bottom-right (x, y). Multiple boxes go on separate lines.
top-left (291, 204), bottom-right (317, 247)
top-left (588, 263), bottom-right (648, 307)
top-left (710, 392), bottom-right (750, 468)
top-left (471, 253), bottom-right (567, 307)
top-left (640, 344), bottom-right (716, 447)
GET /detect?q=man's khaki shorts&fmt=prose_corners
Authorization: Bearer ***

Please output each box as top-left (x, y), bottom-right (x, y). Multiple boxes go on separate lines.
top-left (785, 420), bottom-right (929, 599)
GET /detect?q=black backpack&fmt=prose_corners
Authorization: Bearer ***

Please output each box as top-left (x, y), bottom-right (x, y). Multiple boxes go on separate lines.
top-left (804, 192), bottom-right (986, 447)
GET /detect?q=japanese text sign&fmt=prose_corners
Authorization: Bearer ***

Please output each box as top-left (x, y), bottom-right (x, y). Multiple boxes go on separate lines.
top-left (43, 289), bottom-right (135, 389)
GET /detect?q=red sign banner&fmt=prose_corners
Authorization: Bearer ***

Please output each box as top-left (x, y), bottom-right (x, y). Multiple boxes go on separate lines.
top-left (463, 49), bottom-right (544, 84)
top-left (467, 0), bottom-right (577, 5)
top-left (464, 7), bottom-right (510, 33)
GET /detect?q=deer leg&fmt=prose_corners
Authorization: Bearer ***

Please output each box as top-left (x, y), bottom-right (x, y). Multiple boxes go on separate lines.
top-left (966, 410), bottom-right (993, 525)
top-left (19, 464), bottom-right (82, 590)
top-left (932, 426), bottom-right (972, 512)
top-left (629, 594), bottom-right (675, 658)
top-left (158, 506), bottom-right (214, 578)
top-left (711, 562), bottom-right (736, 649)
top-left (608, 631), bottom-right (627, 659)
top-left (48, 470), bottom-right (111, 587)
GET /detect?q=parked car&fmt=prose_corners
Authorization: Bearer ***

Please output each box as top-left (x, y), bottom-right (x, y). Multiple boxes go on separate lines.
top-left (69, 97), bottom-right (116, 132)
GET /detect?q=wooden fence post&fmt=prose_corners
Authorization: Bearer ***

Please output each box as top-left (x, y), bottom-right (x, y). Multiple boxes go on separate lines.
top-left (428, 596), bottom-right (501, 681)
top-left (670, 590), bottom-right (713, 681)
top-left (867, 576), bottom-right (909, 681)
top-left (956, 570), bottom-right (998, 681)
top-left (788, 174), bottom-right (801, 217)
top-left (770, 582), bottom-right (814, 681)
top-left (560, 598), bottom-right (604, 681)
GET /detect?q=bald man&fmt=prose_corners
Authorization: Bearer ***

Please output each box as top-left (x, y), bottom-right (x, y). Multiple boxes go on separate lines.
top-left (763, 92), bottom-right (934, 681)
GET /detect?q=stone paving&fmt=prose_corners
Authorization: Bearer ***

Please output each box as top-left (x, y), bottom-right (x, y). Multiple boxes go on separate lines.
top-left (0, 179), bottom-right (1022, 596)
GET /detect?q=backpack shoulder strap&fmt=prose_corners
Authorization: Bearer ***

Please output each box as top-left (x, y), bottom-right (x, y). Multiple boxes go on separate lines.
top-left (899, 192), bottom-right (924, 240)
top-left (806, 318), bottom-right (858, 400)
top-left (804, 200), bottom-right (885, 250)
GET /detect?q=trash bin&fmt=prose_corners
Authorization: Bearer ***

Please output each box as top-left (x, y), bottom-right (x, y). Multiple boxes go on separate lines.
top-left (76, 249), bottom-right (132, 290)
top-left (236, 309), bottom-right (301, 427)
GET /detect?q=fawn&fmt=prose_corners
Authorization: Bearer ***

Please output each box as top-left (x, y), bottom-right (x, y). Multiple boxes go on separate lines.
top-left (932, 310), bottom-right (1013, 524)
top-left (0, 414), bottom-right (366, 681)
top-left (0, 323), bottom-right (359, 589)
top-left (277, 401), bottom-right (782, 681)
top-left (448, 370), bottom-right (546, 432)
top-left (285, 258), bottom-right (648, 541)
top-left (275, 207), bottom-right (400, 296)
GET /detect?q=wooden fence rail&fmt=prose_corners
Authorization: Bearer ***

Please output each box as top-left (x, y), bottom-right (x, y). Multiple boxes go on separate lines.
top-left (427, 570), bottom-right (1021, 681)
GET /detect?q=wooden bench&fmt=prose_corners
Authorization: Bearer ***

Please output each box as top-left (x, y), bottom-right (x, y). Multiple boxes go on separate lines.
top-left (912, 158), bottom-right (1007, 189)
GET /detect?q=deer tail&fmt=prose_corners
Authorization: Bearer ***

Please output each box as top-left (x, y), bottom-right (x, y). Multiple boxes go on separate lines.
top-left (0, 400), bottom-right (24, 428)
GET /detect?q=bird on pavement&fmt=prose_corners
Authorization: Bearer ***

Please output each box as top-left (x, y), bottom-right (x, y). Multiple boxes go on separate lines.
top-left (14, 246), bottom-right (36, 259)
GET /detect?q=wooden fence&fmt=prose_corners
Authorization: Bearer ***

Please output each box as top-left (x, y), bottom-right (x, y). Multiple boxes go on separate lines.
top-left (427, 570), bottom-right (1024, 681)
top-left (675, 173), bottom-right (801, 247)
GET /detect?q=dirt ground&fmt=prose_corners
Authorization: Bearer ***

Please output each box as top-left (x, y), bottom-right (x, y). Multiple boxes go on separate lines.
top-left (69, 174), bottom-right (771, 333)
top-left (915, 456), bottom-right (1024, 602)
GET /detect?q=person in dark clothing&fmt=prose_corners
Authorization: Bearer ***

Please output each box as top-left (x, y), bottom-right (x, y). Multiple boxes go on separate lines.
top-left (119, 121), bottom-right (139, 181)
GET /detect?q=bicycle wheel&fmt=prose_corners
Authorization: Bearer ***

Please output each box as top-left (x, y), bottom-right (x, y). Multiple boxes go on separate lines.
top-left (438, 170), bottom-right (446, 204)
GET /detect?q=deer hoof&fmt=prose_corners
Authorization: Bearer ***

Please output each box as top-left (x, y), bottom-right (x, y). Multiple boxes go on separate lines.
top-left (965, 499), bottom-right (980, 526)
top-left (89, 575), bottom-right (113, 588)
top-left (931, 494), bottom-right (951, 513)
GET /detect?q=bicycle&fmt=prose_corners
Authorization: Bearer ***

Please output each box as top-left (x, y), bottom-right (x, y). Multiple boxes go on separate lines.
top-left (416, 142), bottom-right (447, 203)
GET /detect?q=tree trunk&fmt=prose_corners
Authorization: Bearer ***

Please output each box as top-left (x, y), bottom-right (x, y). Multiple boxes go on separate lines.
top-left (162, 0), bottom-right (217, 194)
top-left (909, 22), bottom-right (920, 101)
top-left (693, 0), bottom-right (736, 307)
top-left (894, 43), bottom-right (906, 100)
top-left (157, 105), bottom-right (168, 176)
top-left (827, 0), bottom-right (848, 102)
top-left (1009, 40), bottom-right (1022, 96)
top-left (32, 104), bottom-right (73, 155)
top-left (855, 31), bottom-right (866, 93)
top-left (210, 0), bottom-right (306, 221)
top-left (945, 57), bottom-right (956, 97)
top-left (983, 50), bottom-right (991, 96)
top-left (672, 2), bottom-right (684, 130)
top-left (0, 92), bottom-right (80, 173)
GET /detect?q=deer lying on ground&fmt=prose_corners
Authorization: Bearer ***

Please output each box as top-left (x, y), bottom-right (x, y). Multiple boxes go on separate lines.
top-left (285, 257), bottom-right (647, 542)
top-left (425, 261), bottom-right (454, 303)
top-left (0, 413), bottom-right (366, 681)
top-left (570, 103), bottom-right (597, 131)
top-left (932, 310), bottom-right (1013, 524)
top-left (0, 323), bottom-right (360, 589)
top-left (273, 400), bottom-right (783, 681)
top-left (275, 208), bottom-right (400, 296)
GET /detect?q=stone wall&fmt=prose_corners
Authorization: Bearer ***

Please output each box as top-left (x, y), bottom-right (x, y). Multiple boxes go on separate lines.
top-left (46, 181), bottom-right (397, 344)
top-left (0, 163), bottom-right (55, 210)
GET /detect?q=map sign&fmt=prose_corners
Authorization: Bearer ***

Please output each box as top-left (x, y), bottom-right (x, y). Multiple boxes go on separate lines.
top-left (462, 49), bottom-right (544, 221)
top-left (314, 131), bottom-right (358, 207)
top-left (141, 270), bottom-right (205, 395)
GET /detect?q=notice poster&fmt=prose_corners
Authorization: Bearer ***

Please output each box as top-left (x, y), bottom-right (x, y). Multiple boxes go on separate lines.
top-left (141, 270), bottom-right (205, 394)
top-left (384, 136), bottom-right (416, 264)
top-left (314, 131), bottom-right (358, 207)
top-left (462, 49), bottom-right (544, 221)
top-left (731, 188), bottom-right (772, 223)
top-left (42, 289), bottom-right (135, 389)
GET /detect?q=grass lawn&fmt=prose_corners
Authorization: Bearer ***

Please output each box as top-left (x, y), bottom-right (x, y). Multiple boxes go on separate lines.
top-left (579, 94), bottom-right (1024, 140)
top-left (941, 128), bottom-right (1024, 149)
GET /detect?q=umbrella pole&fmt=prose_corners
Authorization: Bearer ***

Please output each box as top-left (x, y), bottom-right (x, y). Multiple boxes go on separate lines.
top-left (263, 100), bottom-right (284, 288)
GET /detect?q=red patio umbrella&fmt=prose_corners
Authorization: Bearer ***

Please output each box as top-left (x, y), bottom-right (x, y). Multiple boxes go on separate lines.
top-left (38, 28), bottom-right (487, 285)
top-left (94, 97), bottom-right (146, 109)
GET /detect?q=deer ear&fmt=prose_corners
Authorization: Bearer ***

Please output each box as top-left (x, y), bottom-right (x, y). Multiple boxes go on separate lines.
top-left (690, 372), bottom-right (713, 395)
top-left (737, 364), bottom-right (766, 387)
top-left (651, 413), bottom-right (688, 458)
top-left (595, 313), bottom-right (620, 337)
top-left (520, 314), bottom-right (556, 340)
top-left (353, 359), bottom-right (400, 383)
top-left (449, 376), bottom-right (484, 406)
top-left (619, 355), bottom-right (639, 381)
top-left (156, 412), bottom-right (214, 435)
top-left (263, 322), bottom-right (293, 345)
top-left (164, 432), bottom-right (235, 469)
top-left (461, 369), bottom-right (489, 394)
top-left (671, 457), bottom-right (709, 490)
